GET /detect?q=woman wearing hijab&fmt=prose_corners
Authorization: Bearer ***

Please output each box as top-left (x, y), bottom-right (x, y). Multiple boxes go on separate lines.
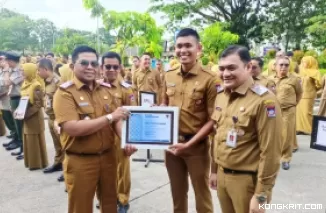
top-left (19, 63), bottom-right (48, 170)
top-left (296, 56), bottom-right (321, 135)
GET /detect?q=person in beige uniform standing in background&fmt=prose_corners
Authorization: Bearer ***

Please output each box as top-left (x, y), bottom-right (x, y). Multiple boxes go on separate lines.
top-left (251, 57), bottom-right (276, 92)
top-left (37, 58), bottom-right (65, 181)
top-left (163, 28), bottom-right (217, 213)
top-left (270, 56), bottom-right (302, 170)
top-left (132, 53), bottom-right (162, 105)
top-left (206, 45), bottom-right (282, 213)
top-left (100, 51), bottom-right (137, 213)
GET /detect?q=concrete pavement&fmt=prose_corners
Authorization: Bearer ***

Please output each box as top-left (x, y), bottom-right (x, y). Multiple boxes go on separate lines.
top-left (0, 126), bottom-right (325, 213)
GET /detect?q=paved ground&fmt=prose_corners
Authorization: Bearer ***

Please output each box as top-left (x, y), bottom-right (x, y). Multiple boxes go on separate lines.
top-left (0, 116), bottom-right (326, 212)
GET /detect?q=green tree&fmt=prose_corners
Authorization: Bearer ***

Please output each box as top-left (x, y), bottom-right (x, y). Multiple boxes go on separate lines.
top-left (149, 0), bottom-right (268, 46)
top-left (52, 29), bottom-right (92, 55)
top-left (0, 12), bottom-right (37, 52)
top-left (264, 0), bottom-right (326, 51)
top-left (32, 19), bottom-right (57, 52)
top-left (102, 11), bottom-right (163, 61)
top-left (82, 0), bottom-right (105, 53)
top-left (200, 23), bottom-right (239, 62)
top-left (306, 15), bottom-right (326, 50)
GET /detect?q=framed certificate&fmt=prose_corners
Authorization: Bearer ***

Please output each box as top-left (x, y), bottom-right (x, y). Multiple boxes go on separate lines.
top-left (310, 116), bottom-right (326, 151)
top-left (14, 96), bottom-right (29, 120)
top-left (121, 106), bottom-right (179, 150)
top-left (139, 91), bottom-right (156, 107)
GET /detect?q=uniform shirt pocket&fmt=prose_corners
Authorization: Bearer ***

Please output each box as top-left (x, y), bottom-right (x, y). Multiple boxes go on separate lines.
top-left (76, 104), bottom-right (95, 120)
top-left (189, 91), bottom-right (205, 112)
top-left (166, 87), bottom-right (176, 106)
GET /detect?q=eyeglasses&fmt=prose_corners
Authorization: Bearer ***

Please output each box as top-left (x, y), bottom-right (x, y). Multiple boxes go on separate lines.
top-left (104, 64), bottom-right (120, 71)
top-left (79, 60), bottom-right (99, 68)
top-left (279, 64), bottom-right (289, 67)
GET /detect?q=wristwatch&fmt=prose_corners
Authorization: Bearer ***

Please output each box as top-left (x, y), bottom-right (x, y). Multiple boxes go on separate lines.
top-left (256, 195), bottom-right (267, 203)
top-left (106, 114), bottom-right (113, 124)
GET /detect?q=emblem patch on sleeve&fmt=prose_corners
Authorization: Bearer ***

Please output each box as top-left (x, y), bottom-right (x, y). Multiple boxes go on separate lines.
top-left (266, 106), bottom-right (276, 117)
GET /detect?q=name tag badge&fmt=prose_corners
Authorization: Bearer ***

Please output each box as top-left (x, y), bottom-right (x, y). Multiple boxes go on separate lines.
top-left (46, 96), bottom-right (52, 108)
top-left (78, 102), bottom-right (89, 107)
top-left (226, 129), bottom-right (237, 148)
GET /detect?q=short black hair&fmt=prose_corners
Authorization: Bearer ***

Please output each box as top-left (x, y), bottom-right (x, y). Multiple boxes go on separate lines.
top-left (54, 64), bottom-right (63, 76)
top-left (176, 28), bottom-right (200, 42)
top-left (46, 52), bottom-right (54, 58)
top-left (220, 45), bottom-right (251, 64)
top-left (101, 51), bottom-right (121, 65)
top-left (286, 51), bottom-right (293, 57)
top-left (71, 45), bottom-right (98, 64)
top-left (252, 57), bottom-right (264, 68)
top-left (142, 52), bottom-right (152, 58)
top-left (38, 58), bottom-right (53, 71)
top-left (132, 56), bottom-right (139, 60)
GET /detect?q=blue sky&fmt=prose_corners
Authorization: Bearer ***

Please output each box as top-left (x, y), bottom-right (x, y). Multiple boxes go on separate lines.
top-left (2, 0), bottom-right (165, 32)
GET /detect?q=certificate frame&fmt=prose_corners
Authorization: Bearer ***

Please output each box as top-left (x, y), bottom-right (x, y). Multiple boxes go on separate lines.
top-left (310, 116), bottom-right (326, 151)
top-left (139, 91), bottom-right (157, 107)
top-left (121, 106), bottom-right (179, 150)
top-left (14, 96), bottom-right (29, 119)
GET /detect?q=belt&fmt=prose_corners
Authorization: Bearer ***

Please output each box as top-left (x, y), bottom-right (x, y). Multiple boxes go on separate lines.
top-left (66, 149), bottom-right (110, 156)
top-left (221, 167), bottom-right (257, 175)
top-left (178, 134), bottom-right (195, 142)
top-left (10, 96), bottom-right (21, 100)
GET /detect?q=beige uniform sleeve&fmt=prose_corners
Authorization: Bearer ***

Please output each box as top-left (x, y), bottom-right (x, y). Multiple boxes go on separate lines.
top-left (295, 78), bottom-right (303, 105)
top-left (53, 89), bottom-right (79, 125)
top-left (255, 97), bottom-right (282, 195)
top-left (122, 88), bottom-right (137, 106)
top-left (24, 86), bottom-right (44, 119)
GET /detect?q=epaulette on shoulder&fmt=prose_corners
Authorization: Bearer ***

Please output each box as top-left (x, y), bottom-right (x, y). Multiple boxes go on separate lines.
top-left (53, 77), bottom-right (60, 84)
top-left (202, 66), bottom-right (217, 77)
top-left (100, 82), bottom-right (111, 88)
top-left (167, 65), bottom-right (180, 72)
top-left (250, 84), bottom-right (269, 96)
top-left (60, 81), bottom-right (74, 89)
top-left (120, 81), bottom-right (131, 88)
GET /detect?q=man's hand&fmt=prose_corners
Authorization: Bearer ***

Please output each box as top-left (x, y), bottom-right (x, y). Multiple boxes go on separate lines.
top-left (166, 142), bottom-right (189, 156)
top-left (111, 107), bottom-right (130, 122)
top-left (209, 173), bottom-right (218, 190)
top-left (249, 195), bottom-right (266, 213)
top-left (54, 121), bottom-right (61, 134)
top-left (124, 144), bottom-right (138, 156)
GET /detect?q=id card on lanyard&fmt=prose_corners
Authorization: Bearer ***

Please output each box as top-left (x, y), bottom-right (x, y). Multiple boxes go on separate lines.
top-left (226, 116), bottom-right (238, 148)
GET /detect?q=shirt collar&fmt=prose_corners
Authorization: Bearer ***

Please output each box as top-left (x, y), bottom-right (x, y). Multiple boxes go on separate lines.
top-left (73, 76), bottom-right (100, 91)
top-left (225, 77), bottom-right (254, 95)
top-left (176, 61), bottom-right (200, 76)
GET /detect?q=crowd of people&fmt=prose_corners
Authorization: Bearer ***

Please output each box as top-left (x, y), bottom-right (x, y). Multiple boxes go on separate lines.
top-left (0, 27), bottom-right (325, 213)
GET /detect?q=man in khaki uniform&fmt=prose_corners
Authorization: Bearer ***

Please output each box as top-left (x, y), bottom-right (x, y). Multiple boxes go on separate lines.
top-left (53, 46), bottom-right (136, 213)
top-left (207, 45), bottom-right (282, 213)
top-left (270, 56), bottom-right (302, 170)
top-left (162, 28), bottom-right (216, 213)
top-left (101, 51), bottom-right (137, 213)
top-left (37, 59), bottom-right (65, 180)
top-left (132, 53), bottom-right (162, 105)
top-left (251, 57), bottom-right (276, 92)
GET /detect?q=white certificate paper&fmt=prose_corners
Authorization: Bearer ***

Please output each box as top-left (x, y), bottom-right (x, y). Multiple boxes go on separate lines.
top-left (139, 91), bottom-right (156, 107)
top-left (316, 120), bottom-right (326, 147)
top-left (121, 106), bottom-right (179, 150)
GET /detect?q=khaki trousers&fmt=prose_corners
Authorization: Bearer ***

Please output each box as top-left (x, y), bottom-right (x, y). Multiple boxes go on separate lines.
top-left (64, 150), bottom-right (117, 213)
top-left (48, 118), bottom-right (64, 164)
top-left (165, 141), bottom-right (213, 213)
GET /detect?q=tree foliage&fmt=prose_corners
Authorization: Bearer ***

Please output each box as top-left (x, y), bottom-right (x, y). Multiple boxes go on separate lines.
top-left (264, 0), bottom-right (326, 51)
top-left (102, 11), bottom-right (163, 59)
top-left (200, 22), bottom-right (239, 61)
top-left (149, 0), bottom-right (268, 46)
top-left (306, 15), bottom-right (326, 50)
